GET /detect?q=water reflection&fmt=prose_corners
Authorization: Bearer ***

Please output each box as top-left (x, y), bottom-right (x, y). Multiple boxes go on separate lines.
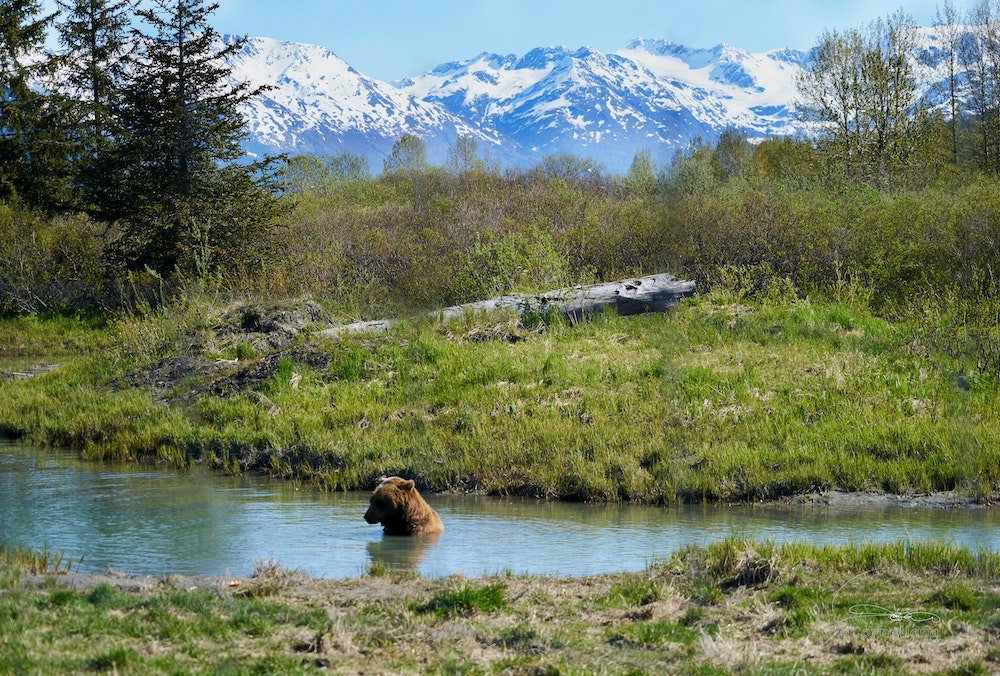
top-left (367, 534), bottom-right (442, 571)
top-left (1, 445), bottom-right (997, 579)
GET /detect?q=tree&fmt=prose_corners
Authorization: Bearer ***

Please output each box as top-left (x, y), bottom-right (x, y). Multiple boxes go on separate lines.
top-left (960, 0), bottom-right (1000, 173)
top-left (935, 0), bottom-right (963, 166)
top-left (712, 128), bottom-right (753, 178)
top-left (55, 0), bottom-right (135, 210)
top-left (382, 133), bottom-right (427, 175)
top-left (531, 152), bottom-right (605, 190)
top-left (660, 138), bottom-right (718, 196)
top-left (282, 152), bottom-right (370, 194)
top-left (105, 0), bottom-right (283, 277)
top-left (622, 148), bottom-right (656, 196)
top-left (750, 137), bottom-right (818, 184)
top-left (0, 0), bottom-right (72, 209)
top-left (866, 13), bottom-right (926, 169)
top-left (796, 12), bottom-right (926, 179)
top-left (326, 151), bottom-right (371, 183)
top-left (445, 134), bottom-right (485, 176)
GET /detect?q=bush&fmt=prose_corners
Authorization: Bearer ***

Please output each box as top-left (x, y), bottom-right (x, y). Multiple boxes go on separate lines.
top-left (0, 206), bottom-right (106, 313)
top-left (11, 150), bottom-right (1000, 319)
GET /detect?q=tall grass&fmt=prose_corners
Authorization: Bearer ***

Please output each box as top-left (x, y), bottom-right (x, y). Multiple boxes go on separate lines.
top-left (0, 544), bottom-right (78, 575)
top-left (2, 538), bottom-right (996, 674)
top-left (3, 159), bottom-right (1000, 502)
top-left (671, 535), bottom-right (1000, 582)
top-left (3, 284), bottom-right (998, 503)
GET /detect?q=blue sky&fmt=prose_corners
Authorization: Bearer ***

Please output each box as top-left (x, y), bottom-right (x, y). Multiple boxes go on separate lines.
top-left (47, 1), bottom-right (973, 82)
top-left (211, 0), bottom-right (966, 81)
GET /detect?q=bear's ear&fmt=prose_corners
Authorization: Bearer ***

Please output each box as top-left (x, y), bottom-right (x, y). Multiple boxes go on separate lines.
top-left (402, 479), bottom-right (416, 491)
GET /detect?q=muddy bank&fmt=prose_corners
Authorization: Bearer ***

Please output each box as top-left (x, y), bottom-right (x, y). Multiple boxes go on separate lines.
top-left (784, 489), bottom-right (992, 509)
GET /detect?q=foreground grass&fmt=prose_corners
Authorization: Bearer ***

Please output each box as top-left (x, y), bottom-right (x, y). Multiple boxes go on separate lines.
top-left (1, 289), bottom-right (999, 503)
top-left (2, 538), bottom-right (998, 674)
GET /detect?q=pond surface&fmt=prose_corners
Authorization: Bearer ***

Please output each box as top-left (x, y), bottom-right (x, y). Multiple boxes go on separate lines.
top-left (2, 445), bottom-right (997, 579)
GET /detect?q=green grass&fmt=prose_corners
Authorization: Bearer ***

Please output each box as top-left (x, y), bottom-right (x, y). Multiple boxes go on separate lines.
top-left (412, 583), bottom-right (508, 617)
top-left (608, 619), bottom-right (699, 647)
top-left (674, 536), bottom-right (1000, 582)
top-left (2, 538), bottom-right (998, 674)
top-left (1, 289), bottom-right (999, 504)
top-left (0, 543), bottom-right (80, 575)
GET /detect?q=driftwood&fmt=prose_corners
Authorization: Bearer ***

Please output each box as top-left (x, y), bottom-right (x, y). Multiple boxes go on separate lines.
top-left (319, 273), bottom-right (696, 336)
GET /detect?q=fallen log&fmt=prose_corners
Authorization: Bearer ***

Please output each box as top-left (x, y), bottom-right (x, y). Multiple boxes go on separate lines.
top-left (319, 273), bottom-right (696, 336)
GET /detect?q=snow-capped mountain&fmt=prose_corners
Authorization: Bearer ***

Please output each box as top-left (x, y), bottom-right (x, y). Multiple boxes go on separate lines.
top-left (224, 34), bottom-right (807, 171)
top-left (398, 40), bottom-right (805, 170)
top-left (224, 27), bottom-right (958, 173)
top-left (225, 36), bottom-right (499, 164)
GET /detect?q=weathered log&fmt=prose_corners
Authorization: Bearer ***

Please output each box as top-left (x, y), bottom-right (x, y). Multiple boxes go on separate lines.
top-left (319, 273), bottom-right (696, 336)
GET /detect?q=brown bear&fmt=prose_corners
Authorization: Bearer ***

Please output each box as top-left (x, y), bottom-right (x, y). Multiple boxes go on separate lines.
top-left (364, 476), bottom-right (444, 536)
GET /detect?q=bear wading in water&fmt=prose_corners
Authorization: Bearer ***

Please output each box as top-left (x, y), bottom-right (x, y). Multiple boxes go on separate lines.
top-left (364, 476), bottom-right (444, 536)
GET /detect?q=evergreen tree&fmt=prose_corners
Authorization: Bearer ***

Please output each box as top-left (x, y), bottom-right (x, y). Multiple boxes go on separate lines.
top-left (0, 0), bottom-right (73, 209)
top-left (106, 0), bottom-right (283, 277)
top-left (55, 0), bottom-right (135, 211)
top-left (55, 0), bottom-right (133, 155)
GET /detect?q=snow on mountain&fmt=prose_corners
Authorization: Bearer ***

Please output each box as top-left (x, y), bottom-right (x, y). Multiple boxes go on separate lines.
top-left (396, 39), bottom-right (804, 170)
top-left (617, 39), bottom-right (803, 129)
top-left (224, 36), bottom-right (498, 164)
top-left (222, 28), bottom-right (963, 173)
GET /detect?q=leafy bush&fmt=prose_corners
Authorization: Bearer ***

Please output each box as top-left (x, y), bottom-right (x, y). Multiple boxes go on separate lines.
top-left (0, 206), bottom-right (106, 313)
top-left (10, 144), bottom-right (1000, 321)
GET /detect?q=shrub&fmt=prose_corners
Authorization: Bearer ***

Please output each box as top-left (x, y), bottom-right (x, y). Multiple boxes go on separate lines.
top-left (0, 206), bottom-right (106, 313)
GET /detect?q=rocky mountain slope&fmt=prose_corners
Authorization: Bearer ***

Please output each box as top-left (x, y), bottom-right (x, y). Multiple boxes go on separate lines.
top-left (226, 27), bottom-right (955, 172)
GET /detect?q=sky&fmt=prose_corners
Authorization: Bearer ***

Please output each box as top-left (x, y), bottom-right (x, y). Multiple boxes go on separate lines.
top-left (46, 0), bottom-right (976, 82)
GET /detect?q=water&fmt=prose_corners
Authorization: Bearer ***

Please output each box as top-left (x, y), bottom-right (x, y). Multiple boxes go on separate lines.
top-left (2, 445), bottom-right (997, 579)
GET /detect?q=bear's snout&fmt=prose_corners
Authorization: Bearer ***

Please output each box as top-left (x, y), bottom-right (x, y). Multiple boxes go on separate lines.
top-left (364, 504), bottom-right (379, 524)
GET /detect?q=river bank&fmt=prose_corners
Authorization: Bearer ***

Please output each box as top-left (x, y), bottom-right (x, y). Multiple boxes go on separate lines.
top-left (1, 291), bottom-right (999, 505)
top-left (5, 537), bottom-right (998, 674)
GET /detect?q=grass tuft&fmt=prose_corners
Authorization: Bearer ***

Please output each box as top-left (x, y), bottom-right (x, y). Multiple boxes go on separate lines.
top-left (234, 558), bottom-right (310, 598)
top-left (412, 583), bottom-right (507, 617)
top-left (0, 544), bottom-right (77, 575)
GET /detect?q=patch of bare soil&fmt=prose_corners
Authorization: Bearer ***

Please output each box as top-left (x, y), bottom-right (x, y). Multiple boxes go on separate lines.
top-left (785, 489), bottom-right (989, 508)
top-left (114, 300), bottom-right (337, 403)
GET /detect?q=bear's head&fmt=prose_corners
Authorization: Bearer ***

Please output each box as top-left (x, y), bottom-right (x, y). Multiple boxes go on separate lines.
top-left (364, 476), bottom-right (443, 536)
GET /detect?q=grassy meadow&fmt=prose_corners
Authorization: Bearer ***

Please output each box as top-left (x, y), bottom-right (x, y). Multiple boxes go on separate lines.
top-left (3, 145), bottom-right (1000, 673)
top-left (0, 280), bottom-right (997, 504)
top-left (2, 537), bottom-right (998, 674)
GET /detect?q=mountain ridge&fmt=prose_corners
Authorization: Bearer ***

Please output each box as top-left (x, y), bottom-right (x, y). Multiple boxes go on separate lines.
top-left (224, 28), bottom-right (952, 172)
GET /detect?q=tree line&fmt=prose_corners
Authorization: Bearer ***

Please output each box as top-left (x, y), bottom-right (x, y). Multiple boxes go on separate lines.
top-left (796, 1), bottom-right (1000, 177)
top-left (0, 0), bottom-right (283, 280)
